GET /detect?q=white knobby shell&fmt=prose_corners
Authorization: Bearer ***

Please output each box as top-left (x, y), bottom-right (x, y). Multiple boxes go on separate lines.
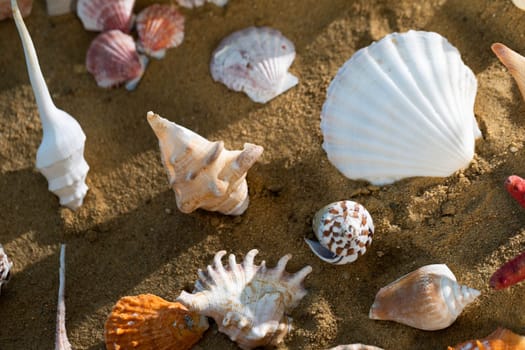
top-left (11, 0), bottom-right (89, 210)
top-left (0, 244), bottom-right (13, 295)
top-left (76, 0), bottom-right (135, 32)
top-left (321, 30), bottom-right (481, 185)
top-left (369, 264), bottom-right (481, 331)
top-left (177, 249), bottom-right (313, 350)
top-left (210, 26), bottom-right (298, 103)
top-left (147, 112), bottom-right (263, 216)
top-left (55, 244), bottom-right (72, 350)
top-left (305, 200), bottom-right (374, 265)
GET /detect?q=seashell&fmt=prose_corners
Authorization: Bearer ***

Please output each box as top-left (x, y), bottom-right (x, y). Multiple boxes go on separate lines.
top-left (328, 345), bottom-right (384, 350)
top-left (12, 0), bottom-right (90, 210)
top-left (147, 111), bottom-right (263, 215)
top-left (321, 30), bottom-right (481, 185)
top-left (105, 294), bottom-right (209, 350)
top-left (0, 244), bottom-right (13, 295)
top-left (176, 0), bottom-right (228, 8)
top-left (177, 249), bottom-right (313, 350)
top-left (55, 244), bottom-right (72, 350)
top-left (490, 249), bottom-right (525, 290)
top-left (136, 4), bottom-right (185, 59)
top-left (0, 0), bottom-right (31, 20)
top-left (492, 43), bottom-right (525, 103)
top-left (86, 30), bottom-right (148, 90)
top-left (505, 175), bottom-right (525, 209)
top-left (210, 26), bottom-right (298, 103)
top-left (305, 200), bottom-right (374, 265)
top-left (448, 327), bottom-right (525, 349)
top-left (512, 0), bottom-right (525, 10)
top-left (46, 0), bottom-right (74, 16)
top-left (76, 0), bottom-right (135, 32)
top-left (369, 264), bottom-right (480, 331)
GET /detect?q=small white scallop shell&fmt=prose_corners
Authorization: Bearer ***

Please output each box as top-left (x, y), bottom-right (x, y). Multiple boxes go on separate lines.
top-left (0, 244), bottom-right (13, 295)
top-left (305, 200), bottom-right (374, 265)
top-left (86, 30), bottom-right (148, 90)
top-left (176, 0), bottom-right (227, 8)
top-left (147, 112), bottom-right (263, 215)
top-left (321, 30), bottom-right (481, 185)
top-left (136, 4), bottom-right (185, 59)
top-left (0, 0), bottom-right (31, 20)
top-left (12, 0), bottom-right (89, 210)
top-left (210, 26), bottom-right (298, 103)
top-left (76, 0), bottom-right (135, 32)
top-left (369, 264), bottom-right (480, 331)
top-left (177, 249), bottom-right (313, 350)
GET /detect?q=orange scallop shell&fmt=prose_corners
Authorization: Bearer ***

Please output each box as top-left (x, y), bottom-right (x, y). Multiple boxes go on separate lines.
top-left (105, 293), bottom-right (209, 350)
top-left (448, 328), bottom-right (525, 350)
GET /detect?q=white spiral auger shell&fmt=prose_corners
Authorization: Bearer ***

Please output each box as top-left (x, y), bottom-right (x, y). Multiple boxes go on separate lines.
top-left (321, 30), bottom-right (481, 185)
top-left (11, 0), bottom-right (89, 210)
top-left (177, 249), bottom-right (312, 350)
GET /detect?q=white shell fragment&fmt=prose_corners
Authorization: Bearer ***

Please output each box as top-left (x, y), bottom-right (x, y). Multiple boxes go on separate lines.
top-left (0, 244), bottom-right (13, 295)
top-left (55, 244), bottom-right (72, 350)
top-left (11, 0), bottom-right (90, 210)
top-left (176, 0), bottom-right (228, 8)
top-left (177, 249), bottom-right (312, 350)
top-left (321, 30), bottom-right (481, 185)
top-left (369, 264), bottom-right (480, 331)
top-left (210, 26), bottom-right (298, 103)
top-left (46, 0), bottom-right (74, 16)
top-left (147, 112), bottom-right (263, 215)
top-left (305, 200), bottom-right (374, 265)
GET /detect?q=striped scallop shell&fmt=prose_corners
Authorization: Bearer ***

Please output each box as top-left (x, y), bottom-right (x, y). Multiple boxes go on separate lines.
top-left (210, 26), bottom-right (298, 103)
top-left (305, 200), bottom-right (374, 265)
top-left (0, 244), bottom-right (12, 295)
top-left (321, 30), bottom-right (481, 185)
top-left (86, 30), bottom-right (148, 90)
top-left (105, 294), bottom-right (209, 350)
top-left (176, 0), bottom-right (228, 8)
top-left (0, 0), bottom-right (32, 20)
top-left (448, 328), bottom-right (525, 349)
top-left (77, 0), bottom-right (135, 32)
top-left (136, 4), bottom-right (185, 59)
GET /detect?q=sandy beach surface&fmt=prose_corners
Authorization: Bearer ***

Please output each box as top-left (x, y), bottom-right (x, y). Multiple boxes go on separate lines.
top-left (1, 0), bottom-right (525, 349)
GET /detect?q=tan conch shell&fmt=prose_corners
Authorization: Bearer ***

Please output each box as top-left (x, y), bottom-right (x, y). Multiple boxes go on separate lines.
top-left (177, 249), bottom-right (313, 350)
top-left (147, 111), bottom-right (263, 215)
top-left (369, 264), bottom-right (480, 331)
top-left (448, 327), bottom-right (525, 349)
top-left (328, 345), bottom-right (384, 350)
top-left (0, 244), bottom-right (13, 295)
top-left (492, 43), bottom-right (525, 103)
top-left (105, 294), bottom-right (209, 350)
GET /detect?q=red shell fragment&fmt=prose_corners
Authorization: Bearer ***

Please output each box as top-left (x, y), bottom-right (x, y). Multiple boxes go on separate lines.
top-left (490, 250), bottom-right (525, 290)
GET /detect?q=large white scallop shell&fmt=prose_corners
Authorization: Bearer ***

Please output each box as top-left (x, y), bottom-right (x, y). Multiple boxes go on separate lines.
top-left (177, 249), bottom-right (313, 350)
top-left (369, 264), bottom-right (480, 331)
top-left (321, 30), bottom-right (481, 185)
top-left (76, 0), bottom-right (135, 32)
top-left (305, 200), bottom-right (374, 265)
top-left (147, 112), bottom-right (263, 216)
top-left (0, 244), bottom-right (13, 295)
top-left (210, 26), bottom-right (298, 103)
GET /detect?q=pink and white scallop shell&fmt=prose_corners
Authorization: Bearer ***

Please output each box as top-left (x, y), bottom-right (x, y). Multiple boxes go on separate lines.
top-left (77, 0), bottom-right (135, 32)
top-left (136, 4), bottom-right (185, 59)
top-left (210, 26), bottom-right (299, 103)
top-left (305, 200), bottom-right (374, 265)
top-left (176, 0), bottom-right (228, 8)
top-left (86, 30), bottom-right (148, 90)
top-left (0, 0), bottom-right (32, 20)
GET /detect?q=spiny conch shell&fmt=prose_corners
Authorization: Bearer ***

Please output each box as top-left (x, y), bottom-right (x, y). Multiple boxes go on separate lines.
top-left (12, 0), bottom-right (90, 210)
top-left (512, 0), bottom-right (525, 11)
top-left (55, 244), bottom-right (72, 350)
top-left (210, 26), bottom-right (298, 103)
top-left (305, 200), bottom-right (374, 265)
top-left (176, 0), bottom-right (228, 8)
top-left (0, 244), bottom-right (13, 295)
top-left (177, 249), bottom-right (313, 350)
top-left (492, 43), bottom-right (525, 103)
top-left (76, 0), bottom-right (135, 32)
top-left (328, 345), bottom-right (384, 350)
top-left (147, 111), bottom-right (263, 215)
top-left (0, 0), bottom-right (31, 20)
top-left (105, 294), bottom-right (209, 350)
top-left (321, 30), bottom-right (481, 185)
top-left (46, 0), bottom-right (74, 16)
top-left (369, 264), bottom-right (480, 331)
top-left (136, 4), bottom-right (185, 59)
top-left (86, 30), bottom-right (148, 90)
top-left (448, 327), bottom-right (525, 350)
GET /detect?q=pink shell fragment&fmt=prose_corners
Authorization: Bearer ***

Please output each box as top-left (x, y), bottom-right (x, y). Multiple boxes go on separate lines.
top-left (86, 30), bottom-right (148, 90)
top-left (77, 0), bottom-right (135, 32)
top-left (136, 4), bottom-right (185, 59)
top-left (0, 0), bottom-right (32, 20)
